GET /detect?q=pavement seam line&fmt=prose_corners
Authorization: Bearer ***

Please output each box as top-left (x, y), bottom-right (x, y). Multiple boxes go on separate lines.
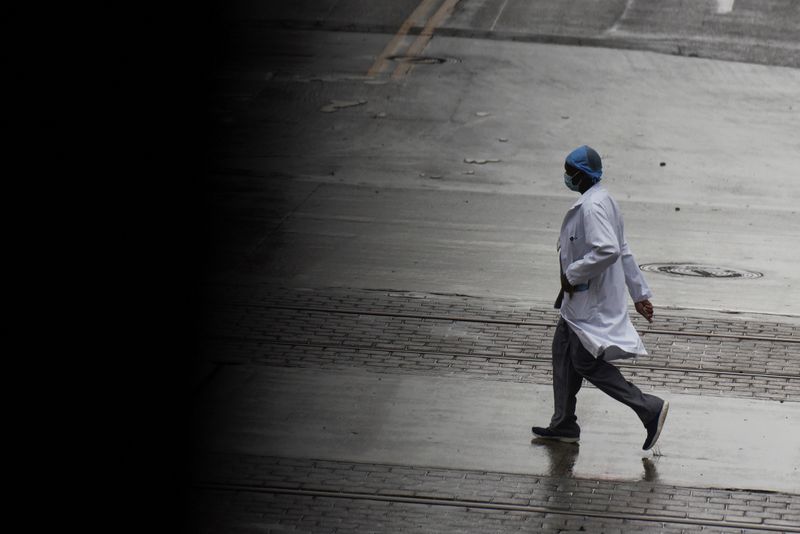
top-left (606, 0), bottom-right (636, 34)
top-left (489, 0), bottom-right (510, 31)
top-left (195, 482), bottom-right (800, 533)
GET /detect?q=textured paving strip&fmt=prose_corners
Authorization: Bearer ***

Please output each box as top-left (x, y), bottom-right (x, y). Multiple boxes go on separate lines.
top-left (205, 284), bottom-right (799, 339)
top-left (189, 453), bottom-right (800, 533)
top-left (189, 488), bottom-right (779, 533)
top-left (207, 305), bottom-right (799, 376)
top-left (200, 287), bottom-right (799, 402)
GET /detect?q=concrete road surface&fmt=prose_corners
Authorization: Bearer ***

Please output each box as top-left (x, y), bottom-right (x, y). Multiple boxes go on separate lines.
top-left (196, 365), bottom-right (800, 494)
top-left (207, 27), bottom-right (800, 317)
top-left (191, 1), bottom-right (800, 531)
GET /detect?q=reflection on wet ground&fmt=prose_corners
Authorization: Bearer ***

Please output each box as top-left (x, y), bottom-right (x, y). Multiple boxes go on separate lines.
top-left (531, 438), bottom-right (661, 483)
top-left (641, 457), bottom-right (659, 483)
top-left (531, 438), bottom-right (579, 478)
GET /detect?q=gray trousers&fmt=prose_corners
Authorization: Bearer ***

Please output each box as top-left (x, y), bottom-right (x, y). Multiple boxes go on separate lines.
top-left (549, 318), bottom-right (663, 436)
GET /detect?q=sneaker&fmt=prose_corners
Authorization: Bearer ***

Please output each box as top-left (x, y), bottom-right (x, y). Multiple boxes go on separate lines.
top-left (531, 426), bottom-right (580, 443)
top-left (642, 400), bottom-right (669, 450)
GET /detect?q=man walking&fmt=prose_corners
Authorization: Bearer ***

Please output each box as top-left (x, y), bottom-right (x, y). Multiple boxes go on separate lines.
top-left (532, 145), bottom-right (669, 450)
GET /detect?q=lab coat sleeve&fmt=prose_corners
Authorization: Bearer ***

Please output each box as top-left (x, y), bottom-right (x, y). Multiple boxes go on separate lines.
top-left (565, 202), bottom-right (620, 285)
top-left (621, 240), bottom-right (653, 302)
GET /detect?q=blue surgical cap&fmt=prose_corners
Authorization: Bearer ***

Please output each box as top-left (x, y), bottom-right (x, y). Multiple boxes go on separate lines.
top-left (565, 145), bottom-right (603, 183)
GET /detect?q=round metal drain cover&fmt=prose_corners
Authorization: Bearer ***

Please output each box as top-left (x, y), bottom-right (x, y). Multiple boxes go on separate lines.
top-left (387, 55), bottom-right (459, 64)
top-left (639, 263), bottom-right (762, 279)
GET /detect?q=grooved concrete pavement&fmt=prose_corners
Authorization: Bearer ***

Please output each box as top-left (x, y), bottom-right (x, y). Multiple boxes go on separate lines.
top-left (191, 454), bottom-right (800, 532)
top-left (193, 1), bottom-right (800, 531)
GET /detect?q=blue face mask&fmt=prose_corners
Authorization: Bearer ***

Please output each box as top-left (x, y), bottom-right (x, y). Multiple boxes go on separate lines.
top-left (564, 172), bottom-right (581, 192)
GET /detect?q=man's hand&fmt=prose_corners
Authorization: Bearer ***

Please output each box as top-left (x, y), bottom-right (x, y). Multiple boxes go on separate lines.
top-left (635, 299), bottom-right (654, 323)
top-left (560, 272), bottom-right (575, 296)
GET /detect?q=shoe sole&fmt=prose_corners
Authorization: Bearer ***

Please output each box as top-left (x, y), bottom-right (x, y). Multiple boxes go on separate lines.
top-left (531, 432), bottom-right (580, 443)
top-left (643, 400), bottom-right (669, 450)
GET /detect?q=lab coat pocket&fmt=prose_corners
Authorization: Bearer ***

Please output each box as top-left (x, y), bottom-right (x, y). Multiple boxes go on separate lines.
top-left (564, 287), bottom-right (597, 321)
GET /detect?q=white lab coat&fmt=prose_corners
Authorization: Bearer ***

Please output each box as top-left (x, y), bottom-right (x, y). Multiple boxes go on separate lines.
top-left (558, 184), bottom-right (652, 360)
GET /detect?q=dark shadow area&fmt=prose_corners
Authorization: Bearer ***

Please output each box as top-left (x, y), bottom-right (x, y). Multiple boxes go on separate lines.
top-left (54, 2), bottom-right (247, 532)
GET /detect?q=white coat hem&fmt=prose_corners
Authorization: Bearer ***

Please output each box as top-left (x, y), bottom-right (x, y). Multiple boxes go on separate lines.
top-left (561, 315), bottom-right (648, 361)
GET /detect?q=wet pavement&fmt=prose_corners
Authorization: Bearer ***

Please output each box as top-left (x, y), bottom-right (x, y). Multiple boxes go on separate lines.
top-left (207, 28), bottom-right (800, 315)
top-left (190, 1), bottom-right (800, 532)
top-left (196, 365), bottom-right (800, 493)
top-left (190, 287), bottom-right (800, 532)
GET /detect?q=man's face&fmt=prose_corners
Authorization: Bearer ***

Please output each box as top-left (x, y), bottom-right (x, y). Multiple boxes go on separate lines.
top-left (564, 164), bottom-right (582, 188)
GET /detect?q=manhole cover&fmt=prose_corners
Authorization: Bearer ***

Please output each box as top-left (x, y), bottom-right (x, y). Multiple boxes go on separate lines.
top-left (639, 263), bottom-right (762, 279)
top-left (387, 55), bottom-right (460, 65)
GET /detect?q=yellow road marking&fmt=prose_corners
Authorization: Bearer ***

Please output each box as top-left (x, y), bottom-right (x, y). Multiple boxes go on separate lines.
top-left (391, 0), bottom-right (461, 80)
top-left (366, 0), bottom-right (441, 78)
